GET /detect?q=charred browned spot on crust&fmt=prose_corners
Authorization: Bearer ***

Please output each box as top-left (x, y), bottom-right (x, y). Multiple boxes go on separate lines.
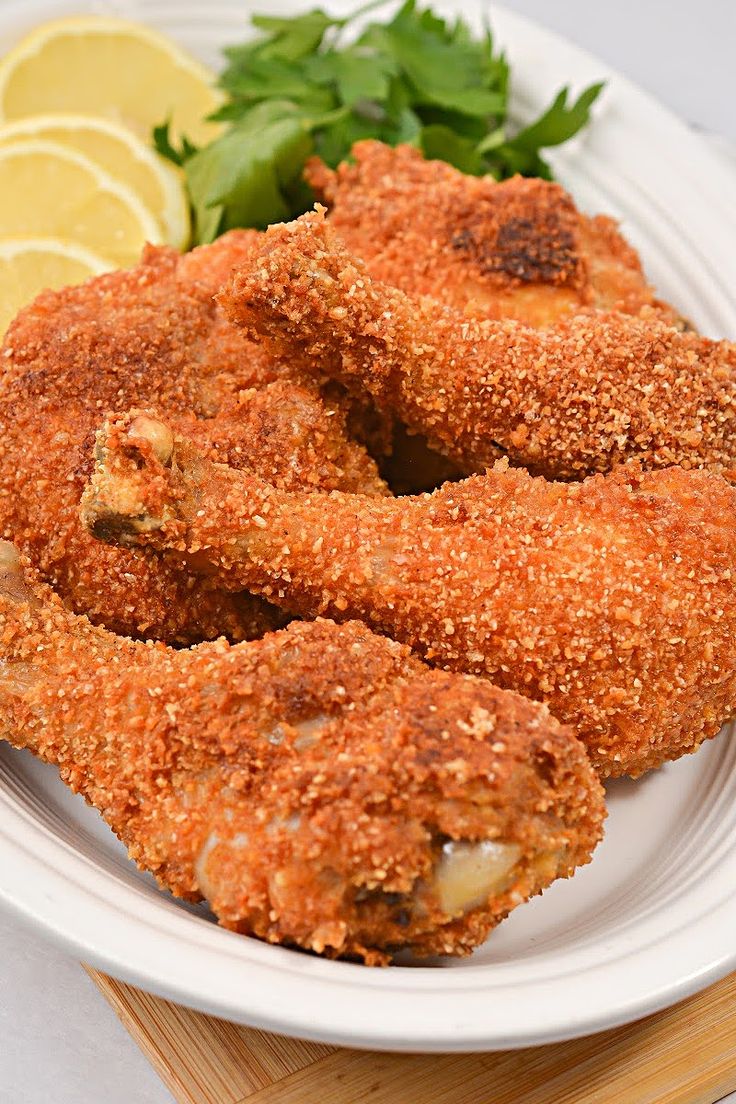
top-left (87, 513), bottom-right (144, 546)
top-left (451, 215), bottom-right (580, 286)
top-left (533, 746), bottom-right (559, 786)
top-left (72, 430), bottom-right (97, 482)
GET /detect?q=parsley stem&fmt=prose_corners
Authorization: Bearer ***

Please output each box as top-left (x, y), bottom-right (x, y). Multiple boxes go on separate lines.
top-left (333, 0), bottom-right (395, 42)
top-left (342, 0), bottom-right (395, 24)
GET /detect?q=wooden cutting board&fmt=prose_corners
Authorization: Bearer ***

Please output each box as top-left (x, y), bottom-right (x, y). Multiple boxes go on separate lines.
top-left (87, 967), bottom-right (736, 1104)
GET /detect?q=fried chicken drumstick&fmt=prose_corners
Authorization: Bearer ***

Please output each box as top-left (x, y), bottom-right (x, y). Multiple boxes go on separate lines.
top-left (0, 541), bottom-right (603, 963)
top-left (83, 411), bottom-right (736, 779)
top-left (0, 233), bottom-right (387, 644)
top-left (305, 140), bottom-right (679, 327)
top-left (221, 210), bottom-right (736, 480)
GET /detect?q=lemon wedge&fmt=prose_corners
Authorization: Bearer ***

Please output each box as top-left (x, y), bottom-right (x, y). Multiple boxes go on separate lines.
top-left (0, 115), bottom-right (189, 249)
top-left (0, 15), bottom-right (221, 147)
top-left (0, 139), bottom-right (161, 267)
top-left (0, 237), bottom-right (109, 338)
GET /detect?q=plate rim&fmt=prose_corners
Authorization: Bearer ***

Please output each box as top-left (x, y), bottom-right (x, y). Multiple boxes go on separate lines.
top-left (2, 773), bottom-right (735, 1051)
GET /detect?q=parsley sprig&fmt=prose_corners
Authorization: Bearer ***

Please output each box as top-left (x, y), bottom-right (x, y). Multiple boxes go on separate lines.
top-left (154, 0), bottom-right (603, 245)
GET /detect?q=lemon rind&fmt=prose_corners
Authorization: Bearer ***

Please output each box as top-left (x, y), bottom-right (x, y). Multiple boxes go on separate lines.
top-left (0, 235), bottom-right (111, 273)
top-left (0, 14), bottom-right (223, 146)
top-left (0, 138), bottom-right (163, 258)
top-left (0, 114), bottom-right (190, 249)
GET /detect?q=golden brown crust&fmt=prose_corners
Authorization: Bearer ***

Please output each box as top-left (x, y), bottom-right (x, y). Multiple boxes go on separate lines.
top-left (178, 228), bottom-right (263, 294)
top-left (220, 209), bottom-right (736, 480)
top-left (182, 229), bottom-right (397, 464)
top-left (0, 546), bottom-right (604, 962)
top-left (305, 141), bottom-right (678, 326)
top-left (0, 235), bottom-right (387, 643)
top-left (83, 411), bottom-right (736, 779)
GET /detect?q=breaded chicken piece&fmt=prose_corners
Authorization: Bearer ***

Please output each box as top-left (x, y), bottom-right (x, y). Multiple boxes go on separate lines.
top-left (0, 234), bottom-right (387, 644)
top-left (83, 411), bottom-right (736, 779)
top-left (306, 141), bottom-right (680, 327)
top-left (183, 229), bottom-right (396, 463)
top-left (221, 210), bottom-right (736, 480)
top-left (0, 541), bottom-right (603, 963)
top-left (178, 228), bottom-right (262, 293)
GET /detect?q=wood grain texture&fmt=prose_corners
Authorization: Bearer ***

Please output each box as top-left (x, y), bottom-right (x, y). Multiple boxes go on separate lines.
top-left (87, 967), bottom-right (736, 1104)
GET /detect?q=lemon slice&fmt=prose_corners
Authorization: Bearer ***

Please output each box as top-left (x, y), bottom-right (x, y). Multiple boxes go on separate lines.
top-left (0, 15), bottom-right (221, 147)
top-left (0, 139), bottom-right (161, 268)
top-left (0, 237), bottom-right (110, 337)
top-left (0, 115), bottom-right (189, 249)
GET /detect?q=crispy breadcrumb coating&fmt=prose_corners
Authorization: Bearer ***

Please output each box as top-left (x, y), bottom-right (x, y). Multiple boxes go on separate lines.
top-left (185, 229), bottom-right (397, 466)
top-left (305, 141), bottom-right (681, 327)
top-left (0, 234), bottom-right (387, 643)
top-left (83, 411), bottom-right (736, 779)
top-left (0, 541), bottom-right (603, 963)
top-left (220, 209), bottom-right (736, 480)
top-left (178, 228), bottom-right (263, 294)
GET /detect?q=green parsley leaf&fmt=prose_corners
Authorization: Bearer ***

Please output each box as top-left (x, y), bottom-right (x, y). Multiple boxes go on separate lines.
top-left (315, 103), bottom-right (420, 167)
top-left (420, 124), bottom-right (486, 174)
top-left (510, 82), bottom-right (605, 151)
top-left (306, 48), bottom-right (396, 107)
top-left (219, 56), bottom-right (315, 102)
top-left (250, 9), bottom-right (339, 61)
top-left (185, 101), bottom-right (314, 241)
top-left (418, 107), bottom-right (492, 142)
top-left (360, 1), bottom-right (504, 117)
top-left (494, 82), bottom-right (605, 176)
top-left (152, 120), bottom-right (198, 167)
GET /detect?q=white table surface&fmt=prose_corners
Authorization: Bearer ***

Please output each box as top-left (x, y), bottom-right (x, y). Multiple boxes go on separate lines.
top-left (2, 3), bottom-right (735, 1102)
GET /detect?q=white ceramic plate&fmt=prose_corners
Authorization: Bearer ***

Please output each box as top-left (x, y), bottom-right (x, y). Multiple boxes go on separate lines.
top-left (1, 0), bottom-right (735, 1054)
